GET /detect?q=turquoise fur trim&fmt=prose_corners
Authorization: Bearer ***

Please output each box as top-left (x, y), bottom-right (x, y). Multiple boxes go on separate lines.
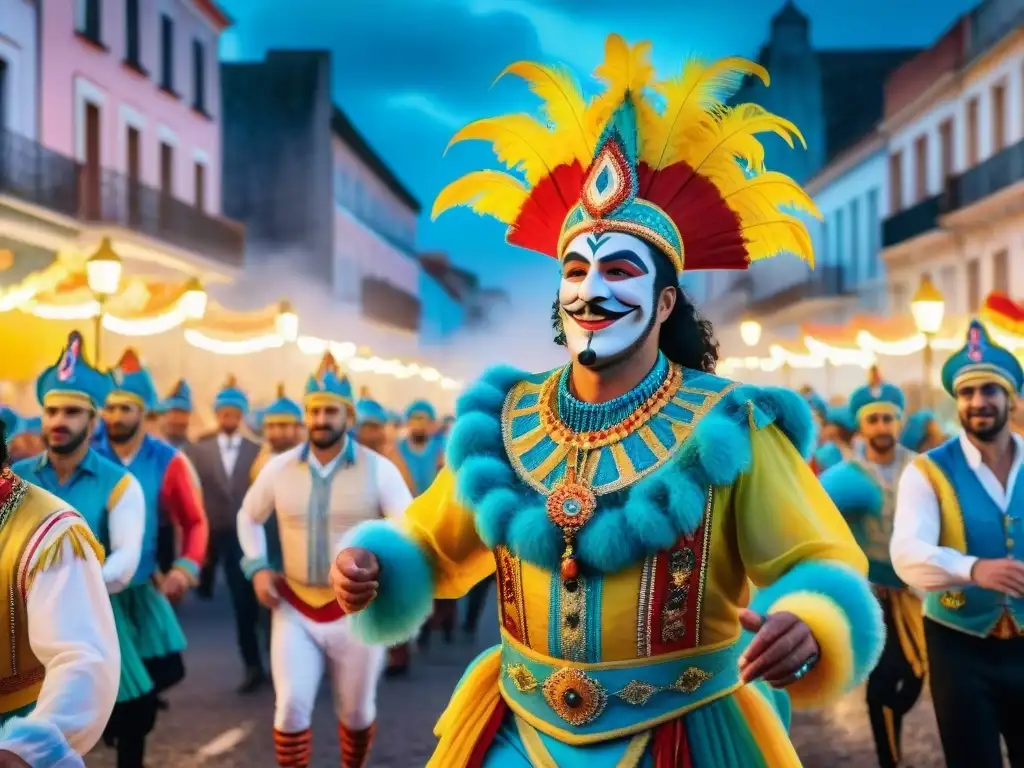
top-left (345, 520), bottom-right (435, 645)
top-left (749, 560), bottom-right (884, 687)
top-left (900, 411), bottom-right (934, 451)
top-left (819, 462), bottom-right (883, 518)
top-left (0, 717), bottom-right (71, 766)
top-left (813, 442), bottom-right (844, 473)
top-left (825, 404), bottom-right (856, 433)
top-left (241, 556), bottom-right (270, 580)
top-left (447, 365), bottom-right (815, 573)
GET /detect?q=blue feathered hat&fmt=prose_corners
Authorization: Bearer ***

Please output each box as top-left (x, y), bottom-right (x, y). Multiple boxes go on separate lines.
top-left (901, 410), bottom-right (939, 451)
top-left (214, 374), bottom-right (249, 414)
top-left (107, 348), bottom-right (159, 410)
top-left (263, 383), bottom-right (302, 425)
top-left (405, 399), bottom-right (436, 422)
top-left (356, 398), bottom-right (389, 425)
top-left (304, 352), bottom-right (354, 413)
top-left (825, 404), bottom-right (857, 433)
top-left (848, 365), bottom-right (906, 423)
top-left (160, 379), bottom-right (192, 413)
top-left (941, 318), bottom-right (1023, 397)
top-left (799, 387), bottom-right (828, 420)
top-left (35, 330), bottom-right (114, 409)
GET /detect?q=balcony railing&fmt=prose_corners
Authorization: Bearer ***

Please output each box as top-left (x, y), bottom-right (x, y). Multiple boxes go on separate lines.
top-left (0, 128), bottom-right (81, 219)
top-left (949, 136), bottom-right (1024, 212)
top-left (743, 265), bottom-right (854, 317)
top-left (360, 276), bottom-right (421, 332)
top-left (966, 0), bottom-right (1024, 66)
top-left (0, 127), bottom-right (245, 267)
top-left (881, 193), bottom-right (943, 248)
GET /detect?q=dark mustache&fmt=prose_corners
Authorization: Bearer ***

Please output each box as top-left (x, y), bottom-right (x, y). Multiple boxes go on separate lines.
top-left (569, 302), bottom-right (638, 318)
top-left (968, 409), bottom-right (997, 417)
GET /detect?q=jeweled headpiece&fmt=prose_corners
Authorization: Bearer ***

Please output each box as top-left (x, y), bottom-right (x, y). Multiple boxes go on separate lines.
top-left (432, 34), bottom-right (819, 273)
top-left (942, 319), bottom-right (1023, 396)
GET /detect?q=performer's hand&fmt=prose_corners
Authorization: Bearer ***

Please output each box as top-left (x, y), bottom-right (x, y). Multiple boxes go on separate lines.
top-left (161, 568), bottom-right (191, 602)
top-left (738, 609), bottom-right (819, 688)
top-left (971, 558), bottom-right (1024, 597)
top-left (331, 547), bottom-right (380, 613)
top-left (0, 750), bottom-right (30, 767)
top-left (252, 569), bottom-right (280, 609)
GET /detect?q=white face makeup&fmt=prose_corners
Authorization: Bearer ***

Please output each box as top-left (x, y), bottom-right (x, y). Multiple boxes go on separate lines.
top-left (558, 231), bottom-right (658, 365)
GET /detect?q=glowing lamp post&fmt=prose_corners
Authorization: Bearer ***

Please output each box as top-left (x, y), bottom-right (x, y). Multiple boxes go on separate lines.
top-left (181, 277), bottom-right (208, 320)
top-left (85, 237), bottom-right (123, 366)
top-left (276, 300), bottom-right (299, 343)
top-left (911, 275), bottom-right (945, 408)
top-left (740, 318), bottom-right (762, 348)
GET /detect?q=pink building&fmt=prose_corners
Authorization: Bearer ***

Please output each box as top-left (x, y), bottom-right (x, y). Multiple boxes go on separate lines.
top-left (36, 0), bottom-right (241, 271)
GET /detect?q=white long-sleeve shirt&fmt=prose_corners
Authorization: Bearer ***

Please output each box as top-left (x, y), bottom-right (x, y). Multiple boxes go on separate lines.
top-left (237, 440), bottom-right (413, 582)
top-left (102, 475), bottom-right (145, 594)
top-left (891, 431), bottom-right (1024, 592)
top-left (0, 515), bottom-right (120, 767)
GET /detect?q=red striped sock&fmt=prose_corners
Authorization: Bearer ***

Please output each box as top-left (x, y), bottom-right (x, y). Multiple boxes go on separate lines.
top-left (273, 728), bottom-right (311, 767)
top-left (339, 722), bottom-right (376, 768)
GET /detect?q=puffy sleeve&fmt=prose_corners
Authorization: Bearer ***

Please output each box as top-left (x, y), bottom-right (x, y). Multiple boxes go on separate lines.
top-left (343, 467), bottom-right (494, 646)
top-left (735, 423), bottom-right (883, 709)
top-left (159, 452), bottom-right (209, 584)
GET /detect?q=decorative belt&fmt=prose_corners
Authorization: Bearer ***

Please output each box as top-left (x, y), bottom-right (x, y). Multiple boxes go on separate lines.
top-left (498, 631), bottom-right (742, 744)
top-left (275, 577), bottom-right (345, 623)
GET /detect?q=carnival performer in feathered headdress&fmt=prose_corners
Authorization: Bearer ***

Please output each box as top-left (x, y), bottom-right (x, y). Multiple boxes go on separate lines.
top-left (819, 365), bottom-right (925, 768)
top-left (332, 34), bottom-right (882, 767)
top-left (236, 353), bottom-right (414, 766)
top-left (891, 319), bottom-right (1024, 767)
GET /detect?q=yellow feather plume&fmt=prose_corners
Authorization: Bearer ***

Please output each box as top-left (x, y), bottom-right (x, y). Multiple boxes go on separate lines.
top-left (496, 61), bottom-right (592, 165)
top-left (431, 170), bottom-right (529, 223)
top-left (644, 57), bottom-right (770, 170)
top-left (585, 35), bottom-right (658, 143)
top-left (447, 115), bottom-right (564, 186)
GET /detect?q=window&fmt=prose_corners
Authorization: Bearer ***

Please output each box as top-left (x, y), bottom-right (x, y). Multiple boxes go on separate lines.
top-left (194, 161), bottom-right (206, 211)
top-left (159, 141), bottom-right (173, 195)
top-left (192, 40), bottom-right (206, 113)
top-left (939, 119), bottom-right (954, 182)
top-left (77, 0), bottom-right (102, 43)
top-left (124, 0), bottom-right (141, 67)
top-left (888, 151), bottom-right (903, 213)
top-left (849, 197), bottom-right (860, 284)
top-left (834, 209), bottom-right (844, 267)
top-left (913, 134), bottom-right (928, 202)
top-left (967, 97), bottom-right (979, 166)
top-left (820, 218), bottom-right (829, 265)
top-left (0, 58), bottom-right (7, 132)
top-left (967, 258), bottom-right (981, 313)
top-left (160, 15), bottom-right (174, 93)
top-left (993, 83), bottom-right (1006, 153)
top-left (993, 249), bottom-right (1009, 292)
top-left (867, 188), bottom-right (880, 279)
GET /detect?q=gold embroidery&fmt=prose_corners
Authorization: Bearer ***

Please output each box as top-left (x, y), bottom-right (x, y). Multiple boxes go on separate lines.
top-left (636, 555), bottom-right (656, 657)
top-left (542, 667), bottom-right (608, 726)
top-left (939, 590), bottom-right (966, 610)
top-left (660, 547), bottom-right (694, 644)
top-left (506, 663), bottom-right (539, 692)
top-left (675, 666), bottom-right (712, 693)
top-left (695, 487), bottom-right (714, 646)
top-left (560, 573), bottom-right (587, 661)
top-left (616, 680), bottom-right (659, 706)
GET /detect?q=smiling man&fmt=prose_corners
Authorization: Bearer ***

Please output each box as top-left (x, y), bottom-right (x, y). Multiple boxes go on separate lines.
top-left (819, 367), bottom-right (924, 768)
top-left (892, 319), bottom-right (1024, 768)
top-left (330, 34), bottom-right (882, 767)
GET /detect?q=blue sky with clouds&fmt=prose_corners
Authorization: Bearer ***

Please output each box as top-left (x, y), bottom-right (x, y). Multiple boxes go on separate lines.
top-left (218, 0), bottom-right (978, 298)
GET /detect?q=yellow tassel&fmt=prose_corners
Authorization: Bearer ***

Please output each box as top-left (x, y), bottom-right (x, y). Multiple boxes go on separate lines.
top-left (25, 523), bottom-right (105, 593)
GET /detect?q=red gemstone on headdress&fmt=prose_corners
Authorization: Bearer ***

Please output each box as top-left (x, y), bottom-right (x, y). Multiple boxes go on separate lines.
top-left (560, 557), bottom-right (579, 582)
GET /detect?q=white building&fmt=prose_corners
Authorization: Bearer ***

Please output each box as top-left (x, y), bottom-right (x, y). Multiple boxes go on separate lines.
top-left (0, 0), bottom-right (38, 140)
top-left (882, 3), bottom-right (1024, 316)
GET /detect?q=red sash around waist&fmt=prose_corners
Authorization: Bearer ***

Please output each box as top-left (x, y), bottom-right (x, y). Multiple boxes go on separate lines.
top-left (275, 577), bottom-right (345, 623)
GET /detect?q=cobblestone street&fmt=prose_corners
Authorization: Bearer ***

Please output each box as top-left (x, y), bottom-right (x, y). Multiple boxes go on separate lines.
top-left (84, 589), bottom-right (947, 767)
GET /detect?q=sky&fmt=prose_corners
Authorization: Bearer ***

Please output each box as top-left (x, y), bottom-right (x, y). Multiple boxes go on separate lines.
top-left (217, 0), bottom-right (979, 337)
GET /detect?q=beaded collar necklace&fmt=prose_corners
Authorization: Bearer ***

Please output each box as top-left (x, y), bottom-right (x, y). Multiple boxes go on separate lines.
top-left (540, 356), bottom-right (682, 581)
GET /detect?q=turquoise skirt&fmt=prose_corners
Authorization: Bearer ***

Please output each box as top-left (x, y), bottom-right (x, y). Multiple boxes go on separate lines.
top-left (110, 583), bottom-right (187, 661)
top-left (108, 594), bottom-right (154, 703)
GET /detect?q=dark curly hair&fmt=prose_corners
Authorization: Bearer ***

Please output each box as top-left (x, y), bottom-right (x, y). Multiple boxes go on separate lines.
top-left (551, 255), bottom-right (720, 372)
top-left (0, 422), bottom-right (8, 469)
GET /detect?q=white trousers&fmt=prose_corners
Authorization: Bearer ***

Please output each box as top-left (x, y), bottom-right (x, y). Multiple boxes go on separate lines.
top-left (271, 601), bottom-right (386, 732)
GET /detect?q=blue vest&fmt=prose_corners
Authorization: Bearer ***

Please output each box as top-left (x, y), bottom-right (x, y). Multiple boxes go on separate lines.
top-left (11, 449), bottom-right (129, 553)
top-left (922, 438), bottom-right (1024, 636)
top-left (95, 434), bottom-right (176, 583)
top-left (399, 437), bottom-right (444, 496)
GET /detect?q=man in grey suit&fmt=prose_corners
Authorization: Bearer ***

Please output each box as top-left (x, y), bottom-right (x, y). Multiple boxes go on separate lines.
top-left (186, 378), bottom-right (265, 693)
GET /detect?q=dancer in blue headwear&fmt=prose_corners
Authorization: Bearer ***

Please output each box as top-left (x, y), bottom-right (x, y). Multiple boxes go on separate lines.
top-left (819, 366), bottom-right (924, 768)
top-left (892, 319), bottom-right (1024, 768)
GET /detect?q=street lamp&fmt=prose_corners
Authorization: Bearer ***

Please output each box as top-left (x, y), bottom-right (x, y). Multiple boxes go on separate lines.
top-left (85, 237), bottom-right (123, 366)
top-left (275, 300), bottom-right (299, 342)
top-left (911, 275), bottom-right (945, 408)
top-left (740, 317), bottom-right (762, 347)
top-left (180, 277), bottom-right (208, 320)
